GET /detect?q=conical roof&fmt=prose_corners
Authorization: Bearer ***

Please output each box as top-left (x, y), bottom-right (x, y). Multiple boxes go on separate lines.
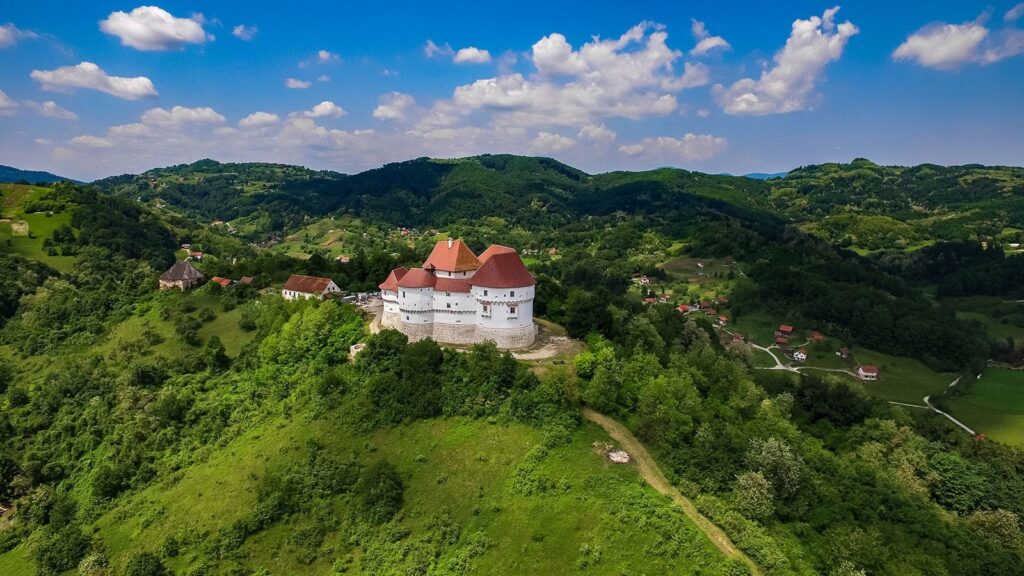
top-left (423, 239), bottom-right (480, 272)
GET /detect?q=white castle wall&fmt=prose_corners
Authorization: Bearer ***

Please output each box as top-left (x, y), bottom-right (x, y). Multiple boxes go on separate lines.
top-left (398, 286), bottom-right (433, 325)
top-left (471, 285), bottom-right (536, 331)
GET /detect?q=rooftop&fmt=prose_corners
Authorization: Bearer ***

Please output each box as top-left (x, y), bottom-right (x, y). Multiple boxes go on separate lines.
top-left (282, 274), bottom-right (333, 294)
top-left (470, 252), bottom-right (535, 288)
top-left (423, 239), bottom-right (481, 272)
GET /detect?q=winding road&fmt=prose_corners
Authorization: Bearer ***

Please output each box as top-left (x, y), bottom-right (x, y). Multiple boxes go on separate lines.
top-left (582, 409), bottom-right (764, 576)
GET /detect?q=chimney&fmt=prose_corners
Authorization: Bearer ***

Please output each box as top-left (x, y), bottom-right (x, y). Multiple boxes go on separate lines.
top-left (448, 237), bottom-right (454, 248)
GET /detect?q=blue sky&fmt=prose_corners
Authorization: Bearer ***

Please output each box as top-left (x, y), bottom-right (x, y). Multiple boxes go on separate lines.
top-left (1, 1), bottom-right (1023, 180)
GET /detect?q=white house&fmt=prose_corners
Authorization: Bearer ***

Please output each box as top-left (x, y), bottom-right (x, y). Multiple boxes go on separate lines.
top-left (281, 274), bottom-right (342, 300)
top-left (379, 239), bottom-right (537, 349)
top-left (793, 349), bottom-right (807, 362)
top-left (857, 365), bottom-right (879, 381)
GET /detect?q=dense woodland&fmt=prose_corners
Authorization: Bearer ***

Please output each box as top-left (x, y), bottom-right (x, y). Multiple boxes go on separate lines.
top-left (2, 157), bottom-right (1024, 575)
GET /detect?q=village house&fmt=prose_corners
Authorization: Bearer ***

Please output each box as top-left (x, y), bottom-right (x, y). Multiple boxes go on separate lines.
top-left (282, 274), bottom-right (342, 300)
top-left (837, 346), bottom-right (850, 358)
top-left (210, 276), bottom-right (233, 288)
top-left (336, 255), bottom-right (351, 264)
top-left (717, 315), bottom-right (728, 327)
top-left (716, 295), bottom-right (729, 305)
top-left (188, 250), bottom-right (204, 260)
top-left (857, 365), bottom-right (879, 381)
top-left (775, 324), bottom-right (796, 338)
top-left (238, 276), bottom-right (255, 286)
top-left (643, 297), bottom-right (656, 305)
top-left (636, 275), bottom-right (651, 286)
top-left (793, 349), bottom-right (807, 362)
top-left (379, 239), bottom-right (537, 349)
top-left (677, 303), bottom-right (690, 314)
top-left (732, 332), bottom-right (745, 342)
top-left (810, 330), bottom-right (826, 342)
top-left (159, 260), bottom-right (205, 291)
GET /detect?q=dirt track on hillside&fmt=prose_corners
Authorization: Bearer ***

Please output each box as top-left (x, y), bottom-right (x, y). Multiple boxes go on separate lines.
top-left (582, 408), bottom-right (764, 576)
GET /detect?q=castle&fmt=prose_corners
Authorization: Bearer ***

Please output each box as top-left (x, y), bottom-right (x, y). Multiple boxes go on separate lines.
top-left (379, 239), bottom-right (537, 349)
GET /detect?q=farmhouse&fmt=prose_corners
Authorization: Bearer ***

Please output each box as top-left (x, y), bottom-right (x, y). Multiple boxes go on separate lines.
top-left (775, 324), bottom-right (796, 337)
top-left (379, 239), bottom-right (537, 349)
top-left (810, 330), bottom-right (825, 342)
top-left (210, 276), bottom-right (233, 287)
top-left (188, 250), bottom-right (204, 260)
top-left (717, 315), bottom-right (728, 326)
top-left (793, 349), bottom-right (807, 362)
top-left (857, 365), bottom-right (879, 381)
top-left (159, 260), bottom-right (205, 291)
top-left (282, 274), bottom-right (342, 300)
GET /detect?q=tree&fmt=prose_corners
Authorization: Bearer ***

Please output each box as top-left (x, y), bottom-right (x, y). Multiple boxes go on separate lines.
top-left (746, 437), bottom-right (803, 499)
top-left (205, 335), bottom-right (230, 372)
top-left (967, 509), bottom-right (1024, 551)
top-left (354, 460), bottom-right (404, 524)
top-left (734, 471), bottom-right (774, 522)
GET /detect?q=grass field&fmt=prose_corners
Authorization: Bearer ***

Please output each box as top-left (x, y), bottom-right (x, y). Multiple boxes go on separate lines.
top-left (948, 368), bottom-right (1024, 447)
top-left (852, 349), bottom-right (955, 404)
top-left (0, 192), bottom-right (76, 272)
top-left (0, 417), bottom-right (732, 575)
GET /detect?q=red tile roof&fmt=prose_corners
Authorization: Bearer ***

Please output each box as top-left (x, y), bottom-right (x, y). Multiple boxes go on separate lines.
top-left (470, 252), bottom-right (536, 288)
top-left (238, 276), bottom-right (254, 285)
top-left (423, 239), bottom-right (480, 272)
top-left (435, 277), bottom-right (472, 293)
top-left (478, 244), bottom-right (516, 263)
top-left (859, 365), bottom-right (879, 374)
top-left (378, 267), bottom-right (408, 291)
top-left (283, 274), bottom-right (334, 294)
top-left (397, 268), bottom-right (437, 288)
top-left (210, 276), bottom-right (233, 287)
top-left (778, 324), bottom-right (795, 333)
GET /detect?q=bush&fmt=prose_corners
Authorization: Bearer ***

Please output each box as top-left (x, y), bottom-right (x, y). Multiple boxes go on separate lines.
top-left (124, 551), bottom-right (169, 576)
top-left (354, 460), bottom-right (404, 524)
top-left (33, 527), bottom-right (91, 576)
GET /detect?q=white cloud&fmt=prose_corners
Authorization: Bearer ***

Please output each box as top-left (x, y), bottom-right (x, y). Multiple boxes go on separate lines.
top-left (141, 106), bottom-right (225, 126)
top-left (0, 23), bottom-right (38, 48)
top-left (381, 68), bottom-right (399, 77)
top-left (239, 111), bottom-right (280, 127)
top-left (423, 22), bottom-right (706, 129)
top-left (34, 138), bottom-right (53, 145)
top-left (696, 108), bottom-right (711, 118)
top-left (619, 133), bottom-right (727, 162)
top-left (454, 46), bottom-right (492, 64)
top-left (298, 101), bottom-right (346, 119)
top-left (531, 132), bottom-right (575, 153)
top-left (690, 19), bottom-right (731, 56)
top-left (373, 92), bottom-right (415, 121)
top-left (100, 6), bottom-right (210, 51)
top-left (577, 124), bottom-right (616, 142)
top-left (31, 61), bottom-right (158, 100)
top-left (318, 75), bottom-right (331, 82)
top-left (24, 100), bottom-right (78, 120)
top-left (893, 12), bottom-right (1024, 69)
top-left (424, 39), bottom-right (453, 58)
top-left (318, 49), bottom-right (339, 63)
top-left (663, 62), bottom-right (711, 90)
top-left (714, 7), bottom-right (858, 115)
top-left (1007, 3), bottom-right (1024, 22)
top-left (0, 89), bottom-right (18, 115)
top-left (232, 24), bottom-right (257, 41)
top-left (70, 135), bottom-right (113, 148)
top-left (286, 78), bottom-right (312, 89)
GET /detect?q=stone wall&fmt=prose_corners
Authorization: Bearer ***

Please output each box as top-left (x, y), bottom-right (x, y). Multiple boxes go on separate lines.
top-left (380, 311), bottom-right (400, 329)
top-left (475, 324), bottom-right (537, 349)
top-left (431, 322), bottom-right (478, 345)
top-left (398, 320), bottom-right (434, 342)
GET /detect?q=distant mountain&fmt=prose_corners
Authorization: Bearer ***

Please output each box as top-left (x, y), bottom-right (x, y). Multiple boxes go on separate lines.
top-left (0, 164), bottom-right (78, 184)
top-left (743, 172), bottom-right (789, 180)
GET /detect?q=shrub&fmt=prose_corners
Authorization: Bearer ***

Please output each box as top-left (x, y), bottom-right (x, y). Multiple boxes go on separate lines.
top-left (353, 460), bottom-right (404, 524)
top-left (124, 551), bottom-right (169, 576)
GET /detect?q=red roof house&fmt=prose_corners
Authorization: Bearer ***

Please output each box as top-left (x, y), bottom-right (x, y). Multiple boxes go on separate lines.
top-left (210, 276), bottom-right (233, 287)
top-left (282, 274), bottom-right (341, 300)
top-left (810, 330), bottom-right (825, 341)
top-left (469, 252), bottom-right (535, 288)
top-left (857, 365), bottom-right (879, 381)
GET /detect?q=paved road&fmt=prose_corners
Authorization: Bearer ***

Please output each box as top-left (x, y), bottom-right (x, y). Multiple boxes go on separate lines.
top-left (888, 376), bottom-right (977, 435)
top-left (582, 409), bottom-right (764, 576)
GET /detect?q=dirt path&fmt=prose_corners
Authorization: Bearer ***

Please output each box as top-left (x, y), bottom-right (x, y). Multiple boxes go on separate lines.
top-left (582, 409), bottom-right (763, 576)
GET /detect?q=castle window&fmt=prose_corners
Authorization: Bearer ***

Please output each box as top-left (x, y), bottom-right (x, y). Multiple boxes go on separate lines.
top-left (509, 306), bottom-right (517, 315)
top-left (405, 315), bottom-right (409, 321)
top-left (445, 291), bottom-right (450, 296)
top-left (483, 289), bottom-right (488, 296)
top-left (401, 291), bottom-right (406, 297)
top-left (510, 290), bottom-right (515, 297)
top-left (446, 303), bottom-right (451, 309)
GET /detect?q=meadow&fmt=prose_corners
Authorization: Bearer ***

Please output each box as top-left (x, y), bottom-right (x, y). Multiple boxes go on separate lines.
top-left (949, 368), bottom-right (1024, 447)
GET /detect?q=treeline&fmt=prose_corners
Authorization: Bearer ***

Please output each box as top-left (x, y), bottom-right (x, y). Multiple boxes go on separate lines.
top-left (880, 241), bottom-right (1024, 299)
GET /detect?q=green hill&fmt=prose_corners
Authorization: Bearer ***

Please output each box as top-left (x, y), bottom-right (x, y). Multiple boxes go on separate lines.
top-left (0, 165), bottom-right (78, 185)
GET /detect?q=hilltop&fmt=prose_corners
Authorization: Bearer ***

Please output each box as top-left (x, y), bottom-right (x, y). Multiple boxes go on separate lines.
top-left (0, 165), bottom-right (79, 185)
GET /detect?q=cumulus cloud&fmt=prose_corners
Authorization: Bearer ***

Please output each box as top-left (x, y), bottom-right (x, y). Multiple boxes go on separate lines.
top-left (530, 132), bottom-right (575, 153)
top-left (286, 78), bottom-right (312, 89)
top-left (0, 22), bottom-right (38, 48)
top-left (714, 7), bottom-right (858, 115)
top-left (577, 124), bottom-right (616, 142)
top-left (423, 22), bottom-right (707, 129)
top-left (100, 6), bottom-right (210, 51)
top-left (0, 89), bottom-right (18, 115)
top-left (619, 133), bottom-right (727, 162)
top-left (300, 49), bottom-right (340, 68)
top-left (232, 24), bottom-right (257, 41)
top-left (424, 39), bottom-right (453, 58)
top-left (893, 11), bottom-right (1024, 69)
top-left (141, 106), bottom-right (225, 126)
top-left (70, 135), bottom-right (113, 148)
top-left (239, 111), bottom-right (280, 127)
top-left (24, 100), bottom-right (78, 120)
top-left (31, 61), bottom-right (158, 100)
top-left (318, 75), bottom-right (331, 82)
top-left (690, 19), bottom-right (730, 56)
top-left (297, 101), bottom-right (346, 119)
top-left (373, 92), bottom-right (415, 121)
top-left (454, 46), bottom-right (492, 64)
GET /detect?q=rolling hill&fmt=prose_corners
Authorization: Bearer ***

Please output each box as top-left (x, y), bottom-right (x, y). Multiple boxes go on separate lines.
top-left (0, 165), bottom-right (78, 184)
